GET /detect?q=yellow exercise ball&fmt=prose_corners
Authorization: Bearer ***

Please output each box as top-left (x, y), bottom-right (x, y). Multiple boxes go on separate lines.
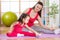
top-left (2, 11), bottom-right (17, 27)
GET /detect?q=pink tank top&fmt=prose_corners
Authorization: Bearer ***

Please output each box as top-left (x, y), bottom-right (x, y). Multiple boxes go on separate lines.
top-left (27, 8), bottom-right (38, 27)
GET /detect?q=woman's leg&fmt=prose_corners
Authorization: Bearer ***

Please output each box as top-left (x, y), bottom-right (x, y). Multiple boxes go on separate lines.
top-left (22, 27), bottom-right (29, 32)
top-left (22, 26), bottom-right (54, 34)
top-left (31, 26), bottom-right (54, 34)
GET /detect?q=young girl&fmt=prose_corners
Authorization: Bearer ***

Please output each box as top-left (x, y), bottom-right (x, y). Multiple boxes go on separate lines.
top-left (7, 13), bottom-right (40, 37)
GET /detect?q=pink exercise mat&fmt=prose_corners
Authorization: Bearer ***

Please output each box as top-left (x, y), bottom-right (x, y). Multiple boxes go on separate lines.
top-left (0, 34), bottom-right (60, 38)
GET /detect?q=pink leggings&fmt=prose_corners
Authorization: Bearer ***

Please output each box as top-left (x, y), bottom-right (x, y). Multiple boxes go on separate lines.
top-left (7, 31), bottom-right (36, 37)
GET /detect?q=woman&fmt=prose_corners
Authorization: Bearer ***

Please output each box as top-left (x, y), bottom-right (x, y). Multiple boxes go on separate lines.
top-left (23, 1), bottom-right (55, 34)
top-left (7, 13), bottom-right (40, 37)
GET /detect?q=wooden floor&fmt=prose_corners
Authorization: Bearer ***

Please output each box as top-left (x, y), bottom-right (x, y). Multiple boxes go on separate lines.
top-left (0, 25), bottom-right (60, 40)
top-left (0, 25), bottom-right (10, 34)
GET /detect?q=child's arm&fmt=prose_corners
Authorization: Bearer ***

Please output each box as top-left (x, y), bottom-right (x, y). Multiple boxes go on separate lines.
top-left (25, 25), bottom-right (40, 36)
top-left (8, 22), bottom-right (18, 33)
top-left (8, 23), bottom-right (14, 33)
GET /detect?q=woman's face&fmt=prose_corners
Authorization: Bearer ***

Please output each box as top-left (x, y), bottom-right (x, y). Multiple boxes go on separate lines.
top-left (34, 4), bottom-right (43, 12)
top-left (23, 16), bottom-right (30, 24)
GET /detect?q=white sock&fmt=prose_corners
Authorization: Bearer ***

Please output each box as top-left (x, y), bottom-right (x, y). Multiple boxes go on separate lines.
top-left (54, 29), bottom-right (60, 35)
top-left (17, 33), bottom-right (24, 37)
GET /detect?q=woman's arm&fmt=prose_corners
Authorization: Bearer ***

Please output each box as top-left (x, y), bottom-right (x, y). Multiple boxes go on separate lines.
top-left (37, 16), bottom-right (54, 30)
top-left (25, 24), bottom-right (40, 35)
top-left (37, 16), bottom-right (45, 27)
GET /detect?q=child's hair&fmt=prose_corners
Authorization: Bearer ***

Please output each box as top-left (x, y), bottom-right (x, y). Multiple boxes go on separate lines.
top-left (18, 13), bottom-right (29, 23)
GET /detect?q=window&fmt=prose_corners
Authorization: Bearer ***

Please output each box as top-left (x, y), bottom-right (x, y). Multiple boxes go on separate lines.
top-left (1, 0), bottom-right (20, 19)
top-left (0, 0), bottom-right (59, 27)
top-left (0, 0), bottom-right (20, 24)
top-left (20, 0), bottom-right (38, 13)
top-left (41, 0), bottom-right (59, 27)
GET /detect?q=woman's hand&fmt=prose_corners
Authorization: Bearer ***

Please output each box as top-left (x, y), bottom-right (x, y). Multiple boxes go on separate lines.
top-left (44, 25), bottom-right (55, 31)
top-left (49, 27), bottom-right (55, 31)
top-left (48, 26), bottom-right (59, 31)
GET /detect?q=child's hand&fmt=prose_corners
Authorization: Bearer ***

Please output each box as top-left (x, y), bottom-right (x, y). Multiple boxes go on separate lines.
top-left (36, 32), bottom-right (42, 36)
top-left (36, 33), bottom-right (42, 38)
